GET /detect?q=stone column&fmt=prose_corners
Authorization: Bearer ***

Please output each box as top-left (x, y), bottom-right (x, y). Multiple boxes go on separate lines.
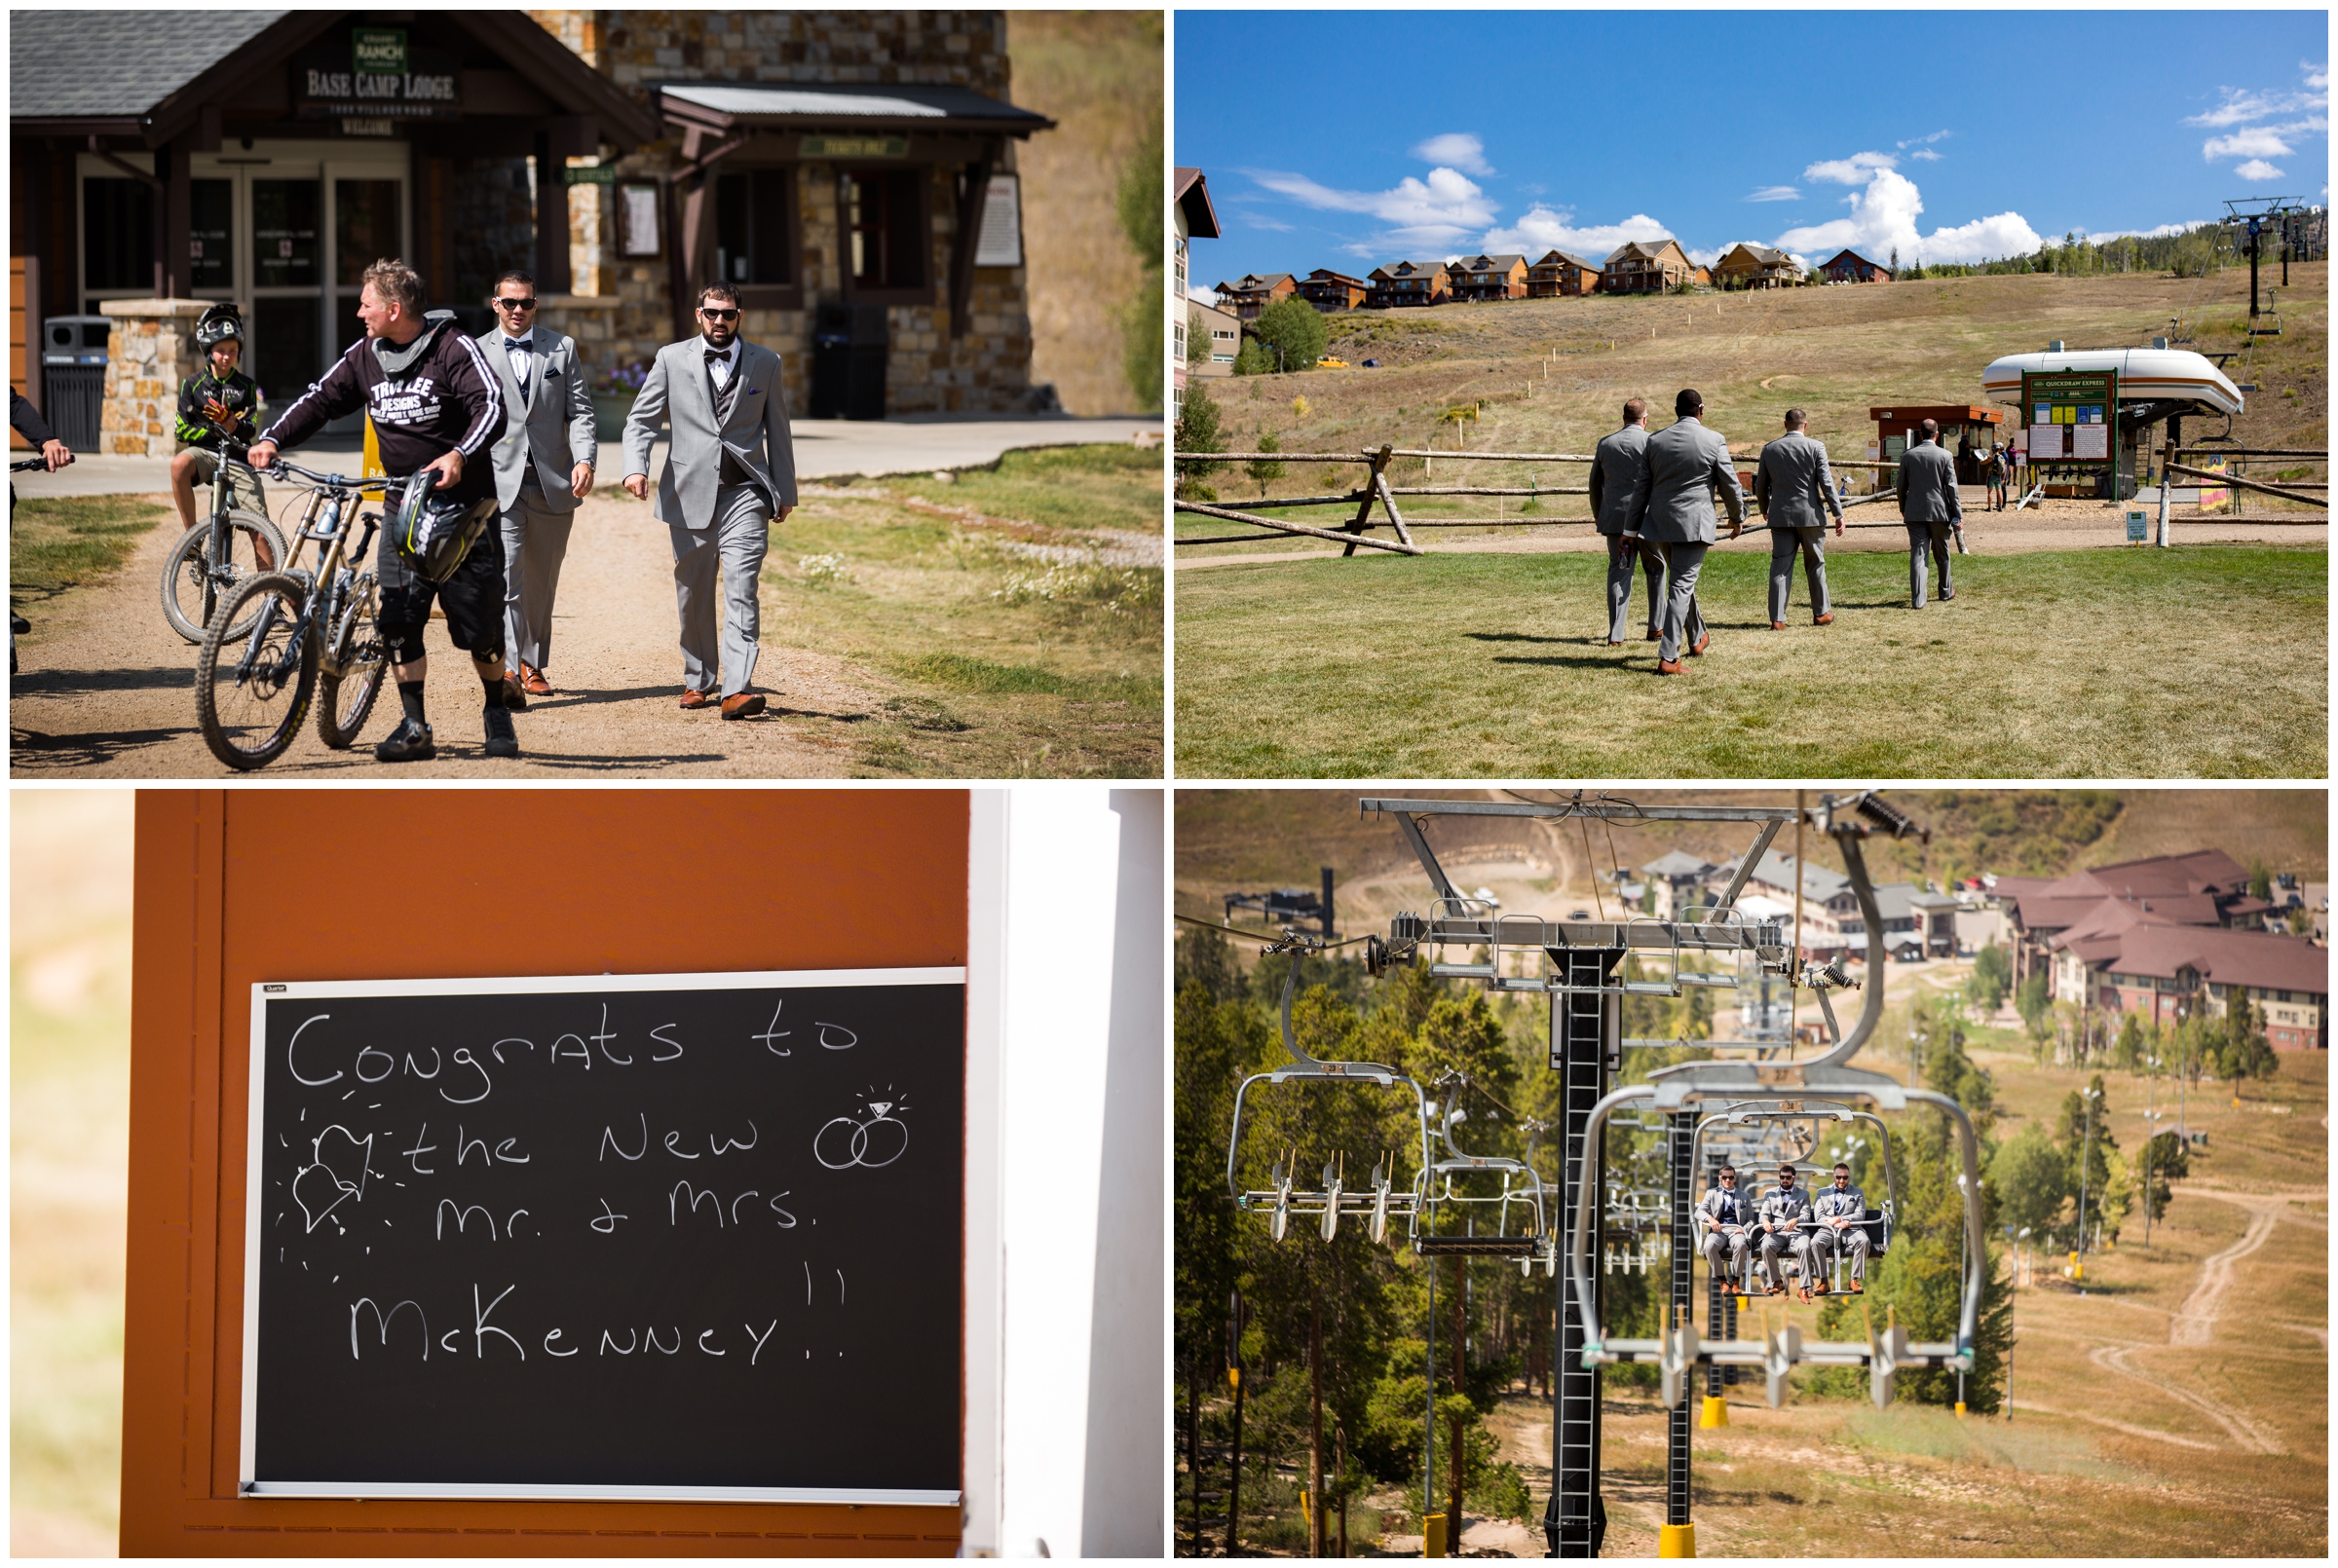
top-left (97, 298), bottom-right (213, 458)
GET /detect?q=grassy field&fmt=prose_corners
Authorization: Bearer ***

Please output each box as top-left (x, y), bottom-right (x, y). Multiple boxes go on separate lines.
top-left (1173, 544), bottom-right (2324, 778)
top-left (8, 494), bottom-right (170, 609)
top-left (1178, 265), bottom-right (2325, 550)
top-left (777, 442), bottom-right (1162, 775)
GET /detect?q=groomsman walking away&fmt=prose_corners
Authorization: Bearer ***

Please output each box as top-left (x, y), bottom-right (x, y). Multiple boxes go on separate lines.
top-left (1896, 417), bottom-right (1962, 608)
top-left (622, 282), bottom-right (799, 719)
top-left (1590, 397), bottom-right (1664, 646)
top-left (1753, 408), bottom-right (1842, 629)
top-left (478, 272), bottom-right (596, 705)
top-left (1630, 388), bottom-right (1743, 675)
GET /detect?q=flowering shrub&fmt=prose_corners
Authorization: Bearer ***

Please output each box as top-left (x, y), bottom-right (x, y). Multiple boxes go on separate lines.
top-left (595, 359), bottom-right (652, 395)
top-left (798, 552), bottom-right (851, 587)
top-left (991, 561), bottom-right (1161, 616)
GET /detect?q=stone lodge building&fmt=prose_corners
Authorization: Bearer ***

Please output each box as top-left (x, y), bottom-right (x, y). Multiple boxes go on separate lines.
top-left (10, 9), bottom-right (1058, 453)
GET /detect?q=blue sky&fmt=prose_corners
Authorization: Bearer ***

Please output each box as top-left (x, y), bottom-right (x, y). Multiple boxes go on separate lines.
top-left (1175, 11), bottom-right (2328, 289)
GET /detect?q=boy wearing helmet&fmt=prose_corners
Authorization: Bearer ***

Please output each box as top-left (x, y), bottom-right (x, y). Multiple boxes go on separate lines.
top-left (170, 305), bottom-right (268, 548)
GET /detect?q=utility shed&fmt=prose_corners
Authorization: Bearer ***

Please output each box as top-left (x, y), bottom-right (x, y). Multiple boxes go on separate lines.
top-left (1869, 403), bottom-right (2005, 484)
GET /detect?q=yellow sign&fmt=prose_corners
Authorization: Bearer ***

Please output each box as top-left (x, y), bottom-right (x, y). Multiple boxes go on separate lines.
top-left (2196, 456), bottom-right (2231, 513)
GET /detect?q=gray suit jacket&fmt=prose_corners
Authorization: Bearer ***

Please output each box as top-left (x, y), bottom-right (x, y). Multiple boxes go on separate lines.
top-left (1896, 438), bottom-right (1963, 524)
top-left (1754, 429), bottom-right (1841, 530)
top-left (622, 337), bottom-right (798, 529)
top-left (1631, 415), bottom-right (1744, 544)
top-left (477, 325), bottom-right (596, 513)
top-left (1589, 423), bottom-right (1650, 536)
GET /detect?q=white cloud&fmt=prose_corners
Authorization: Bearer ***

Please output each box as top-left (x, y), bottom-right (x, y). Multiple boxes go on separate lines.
top-left (2078, 221), bottom-right (2207, 243)
top-left (2234, 159), bottom-right (2288, 182)
top-left (1746, 186), bottom-right (1801, 203)
top-left (1412, 132), bottom-right (1493, 177)
top-left (1244, 215), bottom-right (1294, 232)
top-left (2307, 60), bottom-right (2329, 93)
top-left (1186, 283), bottom-right (1220, 306)
top-left (2204, 126), bottom-right (2297, 161)
top-left (1476, 205), bottom-right (1674, 260)
top-left (1246, 165), bottom-right (1497, 251)
top-left (2186, 89), bottom-right (2298, 128)
top-left (1908, 148), bottom-right (1942, 162)
top-left (1804, 151), bottom-right (1896, 184)
top-left (1896, 129), bottom-right (1952, 150)
top-left (1683, 245), bottom-right (1723, 268)
top-left (1772, 166), bottom-right (2042, 266)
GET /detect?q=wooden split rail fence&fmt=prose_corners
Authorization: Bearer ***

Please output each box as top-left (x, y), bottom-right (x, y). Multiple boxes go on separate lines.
top-left (1174, 444), bottom-right (1924, 554)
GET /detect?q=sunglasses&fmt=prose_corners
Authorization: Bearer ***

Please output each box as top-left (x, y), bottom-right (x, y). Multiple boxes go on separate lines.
top-left (493, 297), bottom-right (539, 311)
top-left (699, 307), bottom-right (740, 321)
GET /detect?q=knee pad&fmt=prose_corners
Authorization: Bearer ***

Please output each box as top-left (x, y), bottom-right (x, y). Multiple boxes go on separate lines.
top-left (376, 585), bottom-right (431, 663)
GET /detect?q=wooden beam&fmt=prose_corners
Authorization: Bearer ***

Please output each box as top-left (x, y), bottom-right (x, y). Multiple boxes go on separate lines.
top-left (1174, 500), bottom-right (1422, 554)
top-left (2166, 462), bottom-right (2328, 504)
top-left (946, 151), bottom-right (994, 342)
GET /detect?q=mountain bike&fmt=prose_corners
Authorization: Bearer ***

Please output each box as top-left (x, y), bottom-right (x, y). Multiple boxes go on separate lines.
top-left (159, 437), bottom-right (288, 643)
top-left (193, 461), bottom-right (395, 770)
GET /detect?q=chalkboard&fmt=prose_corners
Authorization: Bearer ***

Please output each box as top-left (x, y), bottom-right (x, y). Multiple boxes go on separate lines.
top-left (238, 969), bottom-right (964, 1504)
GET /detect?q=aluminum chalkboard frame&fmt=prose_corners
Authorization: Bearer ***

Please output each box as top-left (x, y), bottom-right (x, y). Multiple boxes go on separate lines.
top-left (239, 968), bottom-right (965, 1505)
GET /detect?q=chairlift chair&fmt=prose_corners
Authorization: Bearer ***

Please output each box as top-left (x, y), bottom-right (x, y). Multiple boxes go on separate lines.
top-left (1561, 796), bottom-right (1987, 1412)
top-left (1225, 941), bottom-right (1433, 1248)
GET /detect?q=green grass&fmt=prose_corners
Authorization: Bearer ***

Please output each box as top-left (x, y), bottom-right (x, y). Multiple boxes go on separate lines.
top-left (768, 445), bottom-right (1162, 776)
top-left (9, 495), bottom-right (170, 604)
top-left (893, 440), bottom-right (1164, 534)
top-left (1173, 544), bottom-right (2324, 778)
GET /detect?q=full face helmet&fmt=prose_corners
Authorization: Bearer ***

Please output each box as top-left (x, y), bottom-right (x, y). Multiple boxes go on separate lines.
top-left (194, 303), bottom-right (245, 352)
top-left (389, 470), bottom-right (490, 582)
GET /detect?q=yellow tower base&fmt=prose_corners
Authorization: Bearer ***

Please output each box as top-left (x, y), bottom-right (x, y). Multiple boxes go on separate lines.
top-left (1659, 1522), bottom-right (1698, 1557)
top-left (1699, 1395), bottom-right (1728, 1429)
top-left (1954, 1401), bottom-right (1968, 1418)
top-left (1424, 1512), bottom-right (1447, 1558)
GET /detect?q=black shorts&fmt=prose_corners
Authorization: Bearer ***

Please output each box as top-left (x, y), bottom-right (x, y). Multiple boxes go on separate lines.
top-left (375, 512), bottom-right (506, 663)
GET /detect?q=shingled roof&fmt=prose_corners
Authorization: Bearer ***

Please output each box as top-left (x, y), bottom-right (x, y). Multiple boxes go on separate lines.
top-left (10, 10), bottom-right (288, 120)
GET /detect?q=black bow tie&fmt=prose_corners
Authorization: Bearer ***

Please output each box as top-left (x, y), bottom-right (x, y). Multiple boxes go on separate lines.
top-left (504, 338), bottom-right (531, 351)
top-left (705, 348), bottom-right (729, 364)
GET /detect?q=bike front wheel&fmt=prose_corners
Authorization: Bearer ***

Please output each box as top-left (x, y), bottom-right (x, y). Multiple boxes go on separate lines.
top-left (316, 577), bottom-right (386, 749)
top-left (162, 508), bottom-right (291, 644)
top-left (194, 573), bottom-right (317, 770)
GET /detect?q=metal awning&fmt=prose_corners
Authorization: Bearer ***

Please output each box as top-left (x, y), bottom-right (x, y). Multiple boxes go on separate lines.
top-left (657, 81), bottom-right (1054, 138)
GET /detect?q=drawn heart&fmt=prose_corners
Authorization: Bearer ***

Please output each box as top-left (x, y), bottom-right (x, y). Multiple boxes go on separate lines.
top-left (293, 1126), bottom-right (374, 1233)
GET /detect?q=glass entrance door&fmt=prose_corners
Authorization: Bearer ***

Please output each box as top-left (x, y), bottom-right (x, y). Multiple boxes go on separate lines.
top-left (249, 178), bottom-right (321, 407)
top-left (333, 177), bottom-right (403, 349)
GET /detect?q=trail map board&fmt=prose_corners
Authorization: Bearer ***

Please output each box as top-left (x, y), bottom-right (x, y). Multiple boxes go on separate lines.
top-left (239, 969), bottom-right (965, 1504)
top-left (2021, 369), bottom-right (2118, 485)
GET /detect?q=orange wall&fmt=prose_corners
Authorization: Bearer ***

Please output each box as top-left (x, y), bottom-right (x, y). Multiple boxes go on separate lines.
top-left (123, 789), bottom-right (968, 1556)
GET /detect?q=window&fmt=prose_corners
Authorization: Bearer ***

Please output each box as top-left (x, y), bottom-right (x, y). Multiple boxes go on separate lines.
top-left (189, 179), bottom-right (232, 291)
top-left (841, 168), bottom-right (926, 295)
top-left (83, 176), bottom-right (153, 296)
top-left (713, 168), bottom-right (794, 287)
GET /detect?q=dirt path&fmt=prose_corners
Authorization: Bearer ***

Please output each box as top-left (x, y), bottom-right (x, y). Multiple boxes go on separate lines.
top-left (1177, 496), bottom-right (2325, 570)
top-left (2170, 1191), bottom-right (2291, 1347)
top-left (11, 491), bottom-right (879, 777)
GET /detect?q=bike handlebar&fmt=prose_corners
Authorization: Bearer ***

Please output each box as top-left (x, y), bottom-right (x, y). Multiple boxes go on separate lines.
top-left (263, 458), bottom-right (404, 493)
top-left (10, 457), bottom-right (53, 473)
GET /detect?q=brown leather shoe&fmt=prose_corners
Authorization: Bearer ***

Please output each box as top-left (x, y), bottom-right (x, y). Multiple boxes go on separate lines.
top-left (1771, 620), bottom-right (1788, 630)
top-left (499, 677), bottom-right (528, 712)
top-left (1644, 628), bottom-right (1661, 642)
top-left (720, 690), bottom-right (768, 721)
top-left (1606, 639), bottom-right (1627, 647)
top-left (519, 662), bottom-right (552, 696)
top-left (1814, 613), bottom-right (1834, 625)
top-left (1689, 628), bottom-right (1712, 656)
top-left (679, 689), bottom-right (712, 710)
top-left (1655, 658), bottom-right (1684, 675)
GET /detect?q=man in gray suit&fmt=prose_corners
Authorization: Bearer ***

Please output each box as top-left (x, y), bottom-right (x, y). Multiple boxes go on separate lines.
top-left (1753, 408), bottom-right (1842, 629)
top-left (479, 271), bottom-right (596, 702)
top-left (1896, 417), bottom-right (1962, 607)
top-left (622, 281), bottom-right (798, 718)
top-left (1630, 388), bottom-right (1742, 674)
top-left (1589, 397), bottom-right (1664, 645)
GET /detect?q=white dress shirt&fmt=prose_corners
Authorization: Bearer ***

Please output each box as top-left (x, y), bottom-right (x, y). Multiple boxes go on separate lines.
top-left (701, 336), bottom-right (739, 391)
top-left (501, 333), bottom-right (534, 395)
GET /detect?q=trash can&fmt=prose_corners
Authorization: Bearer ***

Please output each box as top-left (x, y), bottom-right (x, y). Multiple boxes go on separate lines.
top-left (810, 302), bottom-right (887, 420)
top-left (41, 315), bottom-right (110, 453)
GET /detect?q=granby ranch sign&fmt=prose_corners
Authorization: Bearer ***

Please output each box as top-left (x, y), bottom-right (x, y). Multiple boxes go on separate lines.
top-left (292, 28), bottom-right (461, 122)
